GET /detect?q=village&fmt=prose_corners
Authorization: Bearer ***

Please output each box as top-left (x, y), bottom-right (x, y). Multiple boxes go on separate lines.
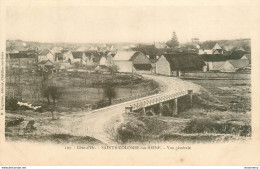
top-left (5, 32), bottom-right (251, 144)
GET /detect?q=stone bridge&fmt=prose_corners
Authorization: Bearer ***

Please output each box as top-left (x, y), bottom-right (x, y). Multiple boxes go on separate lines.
top-left (125, 90), bottom-right (193, 116)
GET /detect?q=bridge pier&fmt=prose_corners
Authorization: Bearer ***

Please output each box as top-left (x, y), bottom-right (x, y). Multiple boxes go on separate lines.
top-left (125, 106), bottom-right (132, 113)
top-left (173, 98), bottom-right (178, 116)
top-left (188, 90), bottom-right (193, 108)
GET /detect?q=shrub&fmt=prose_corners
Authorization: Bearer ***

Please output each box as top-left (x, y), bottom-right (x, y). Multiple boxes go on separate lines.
top-left (184, 118), bottom-right (216, 134)
top-left (116, 120), bottom-right (146, 143)
top-left (184, 118), bottom-right (251, 137)
top-left (5, 97), bottom-right (19, 111)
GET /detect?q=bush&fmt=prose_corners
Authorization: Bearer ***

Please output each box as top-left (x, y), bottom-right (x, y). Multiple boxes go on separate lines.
top-left (184, 118), bottom-right (251, 137)
top-left (5, 97), bottom-right (19, 111)
top-left (116, 120), bottom-right (146, 143)
top-left (184, 118), bottom-right (216, 134)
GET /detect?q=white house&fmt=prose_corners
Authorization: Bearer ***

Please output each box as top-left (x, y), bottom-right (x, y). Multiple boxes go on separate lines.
top-left (113, 51), bottom-right (151, 73)
top-left (99, 56), bottom-right (107, 65)
top-left (198, 42), bottom-right (224, 55)
top-left (38, 50), bottom-right (55, 62)
top-left (155, 55), bottom-right (171, 76)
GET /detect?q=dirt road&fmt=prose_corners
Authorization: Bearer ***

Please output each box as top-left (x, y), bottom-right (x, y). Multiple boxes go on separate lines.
top-left (56, 74), bottom-right (201, 144)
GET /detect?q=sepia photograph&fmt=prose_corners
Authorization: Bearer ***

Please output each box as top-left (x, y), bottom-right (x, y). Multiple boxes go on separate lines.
top-left (0, 0), bottom-right (259, 166)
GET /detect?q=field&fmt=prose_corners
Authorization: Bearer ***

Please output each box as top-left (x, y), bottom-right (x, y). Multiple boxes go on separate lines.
top-left (6, 71), bottom-right (159, 111)
top-left (108, 73), bottom-right (251, 144)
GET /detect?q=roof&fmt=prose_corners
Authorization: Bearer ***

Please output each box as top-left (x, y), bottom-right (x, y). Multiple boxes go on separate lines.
top-left (113, 51), bottom-right (140, 61)
top-left (72, 51), bottom-right (84, 59)
top-left (227, 51), bottom-right (249, 60)
top-left (212, 61), bottom-right (226, 70)
top-left (228, 59), bottom-right (250, 68)
top-left (163, 53), bottom-right (206, 70)
top-left (201, 54), bottom-right (228, 62)
top-left (8, 53), bottom-right (36, 59)
top-left (133, 64), bottom-right (152, 70)
top-left (92, 54), bottom-right (102, 63)
top-left (39, 49), bottom-right (52, 56)
top-left (38, 60), bottom-right (53, 65)
top-left (199, 42), bottom-right (218, 50)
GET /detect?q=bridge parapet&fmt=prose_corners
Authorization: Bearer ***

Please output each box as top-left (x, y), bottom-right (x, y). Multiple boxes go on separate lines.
top-left (128, 90), bottom-right (189, 112)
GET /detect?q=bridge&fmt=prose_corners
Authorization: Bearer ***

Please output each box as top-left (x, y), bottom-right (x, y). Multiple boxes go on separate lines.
top-left (125, 89), bottom-right (193, 116)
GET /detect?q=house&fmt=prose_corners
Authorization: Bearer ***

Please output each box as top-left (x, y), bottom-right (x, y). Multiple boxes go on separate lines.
top-left (113, 51), bottom-right (151, 73)
top-left (55, 53), bottom-right (64, 62)
top-left (6, 53), bottom-right (36, 68)
top-left (99, 56), bottom-right (107, 65)
top-left (38, 50), bottom-right (55, 62)
top-left (198, 42), bottom-right (224, 55)
top-left (201, 54), bottom-right (227, 71)
top-left (71, 51), bottom-right (87, 64)
top-left (38, 60), bottom-right (56, 72)
top-left (63, 50), bottom-right (73, 63)
top-left (92, 53), bottom-right (103, 65)
top-left (84, 51), bottom-right (95, 66)
top-left (105, 53), bottom-right (114, 66)
top-left (218, 60), bottom-right (250, 72)
top-left (227, 51), bottom-right (250, 60)
top-left (155, 53), bottom-right (206, 76)
top-left (201, 53), bottom-right (250, 72)
top-left (132, 44), bottom-right (159, 60)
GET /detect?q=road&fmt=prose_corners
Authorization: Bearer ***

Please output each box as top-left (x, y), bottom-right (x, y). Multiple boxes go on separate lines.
top-left (58, 74), bottom-right (201, 144)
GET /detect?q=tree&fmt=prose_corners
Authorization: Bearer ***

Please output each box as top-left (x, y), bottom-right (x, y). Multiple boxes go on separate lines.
top-left (108, 65), bottom-right (118, 79)
top-left (166, 31), bottom-right (179, 49)
top-left (43, 86), bottom-right (61, 104)
top-left (103, 82), bottom-right (116, 105)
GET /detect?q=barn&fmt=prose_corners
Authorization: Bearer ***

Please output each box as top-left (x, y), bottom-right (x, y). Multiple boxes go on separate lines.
top-left (113, 51), bottom-right (151, 73)
top-left (155, 53), bottom-right (206, 76)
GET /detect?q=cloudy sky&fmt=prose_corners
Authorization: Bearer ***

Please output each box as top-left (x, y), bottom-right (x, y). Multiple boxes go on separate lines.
top-left (6, 5), bottom-right (253, 43)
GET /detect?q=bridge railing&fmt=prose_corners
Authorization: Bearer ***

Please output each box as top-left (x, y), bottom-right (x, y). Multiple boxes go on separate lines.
top-left (129, 90), bottom-right (188, 111)
top-left (111, 88), bottom-right (160, 105)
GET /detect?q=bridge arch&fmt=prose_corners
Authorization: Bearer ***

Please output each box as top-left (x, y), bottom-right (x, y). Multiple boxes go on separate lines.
top-left (146, 111), bottom-right (154, 116)
top-left (161, 105), bottom-right (171, 116)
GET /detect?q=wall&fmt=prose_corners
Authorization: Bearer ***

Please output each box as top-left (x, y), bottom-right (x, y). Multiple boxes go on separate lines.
top-left (113, 60), bottom-right (133, 72)
top-left (155, 56), bottom-right (171, 76)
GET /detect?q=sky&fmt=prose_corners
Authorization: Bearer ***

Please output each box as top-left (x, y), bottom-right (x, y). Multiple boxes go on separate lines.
top-left (6, 5), bottom-right (253, 44)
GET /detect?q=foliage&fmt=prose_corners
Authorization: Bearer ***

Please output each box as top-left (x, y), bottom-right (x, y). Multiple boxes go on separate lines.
top-left (5, 97), bottom-right (19, 111)
top-left (132, 45), bottom-right (159, 59)
top-left (116, 120), bottom-right (146, 143)
top-left (166, 31), bottom-right (179, 49)
top-left (183, 118), bottom-right (251, 136)
top-left (108, 65), bottom-right (119, 77)
top-left (103, 82), bottom-right (116, 105)
top-left (43, 86), bottom-right (62, 104)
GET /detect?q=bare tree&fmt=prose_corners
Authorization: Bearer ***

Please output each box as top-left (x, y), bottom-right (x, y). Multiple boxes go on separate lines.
top-left (103, 82), bottom-right (116, 105)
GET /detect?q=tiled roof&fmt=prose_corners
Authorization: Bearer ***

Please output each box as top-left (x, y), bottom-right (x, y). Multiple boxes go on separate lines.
top-left (228, 59), bottom-right (250, 68)
top-left (199, 42), bottom-right (218, 50)
top-left (163, 53), bottom-right (206, 70)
